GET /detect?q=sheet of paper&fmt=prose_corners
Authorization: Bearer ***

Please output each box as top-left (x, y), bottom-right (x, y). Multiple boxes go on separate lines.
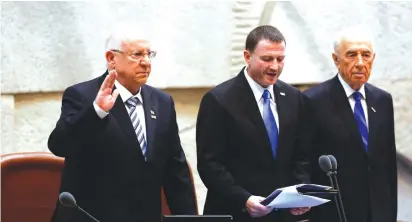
top-left (266, 186), bottom-right (330, 208)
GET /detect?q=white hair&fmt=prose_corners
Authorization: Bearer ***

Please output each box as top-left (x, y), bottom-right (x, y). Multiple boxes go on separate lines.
top-left (333, 26), bottom-right (374, 54)
top-left (105, 23), bottom-right (150, 51)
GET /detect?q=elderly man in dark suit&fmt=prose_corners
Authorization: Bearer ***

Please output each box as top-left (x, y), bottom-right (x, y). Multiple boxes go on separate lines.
top-left (305, 27), bottom-right (397, 222)
top-left (196, 25), bottom-right (312, 222)
top-left (48, 25), bottom-right (197, 222)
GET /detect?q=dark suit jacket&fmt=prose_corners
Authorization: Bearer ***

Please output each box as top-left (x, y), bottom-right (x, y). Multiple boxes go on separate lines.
top-left (48, 72), bottom-right (197, 222)
top-left (304, 75), bottom-right (397, 222)
top-left (196, 68), bottom-right (311, 222)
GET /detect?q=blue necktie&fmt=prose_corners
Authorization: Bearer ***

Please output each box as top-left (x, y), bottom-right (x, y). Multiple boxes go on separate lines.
top-left (262, 90), bottom-right (279, 159)
top-left (353, 92), bottom-right (368, 152)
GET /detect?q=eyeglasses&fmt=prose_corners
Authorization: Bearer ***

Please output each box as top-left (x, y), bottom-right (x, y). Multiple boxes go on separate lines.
top-left (111, 49), bottom-right (157, 60)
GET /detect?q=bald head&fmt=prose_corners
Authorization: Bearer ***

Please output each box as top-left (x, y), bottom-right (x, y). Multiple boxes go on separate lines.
top-left (333, 26), bottom-right (374, 54)
top-left (332, 26), bottom-right (376, 91)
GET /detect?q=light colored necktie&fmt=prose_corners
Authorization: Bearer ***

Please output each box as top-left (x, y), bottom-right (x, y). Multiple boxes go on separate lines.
top-left (126, 97), bottom-right (147, 159)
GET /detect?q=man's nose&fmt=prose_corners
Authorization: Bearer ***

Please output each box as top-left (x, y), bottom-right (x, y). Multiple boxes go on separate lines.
top-left (269, 60), bottom-right (278, 70)
top-left (355, 54), bottom-right (364, 67)
top-left (140, 55), bottom-right (151, 65)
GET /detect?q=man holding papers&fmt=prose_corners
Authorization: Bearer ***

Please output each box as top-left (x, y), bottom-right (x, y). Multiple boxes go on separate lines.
top-left (196, 25), bottom-right (312, 222)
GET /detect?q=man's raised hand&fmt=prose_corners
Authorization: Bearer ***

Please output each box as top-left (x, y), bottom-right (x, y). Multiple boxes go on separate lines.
top-left (95, 70), bottom-right (120, 112)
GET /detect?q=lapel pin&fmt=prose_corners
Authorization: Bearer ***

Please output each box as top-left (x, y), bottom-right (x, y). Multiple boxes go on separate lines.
top-left (151, 115), bottom-right (156, 119)
top-left (371, 107), bottom-right (376, 113)
top-left (150, 110), bottom-right (155, 114)
top-left (280, 92), bottom-right (286, 96)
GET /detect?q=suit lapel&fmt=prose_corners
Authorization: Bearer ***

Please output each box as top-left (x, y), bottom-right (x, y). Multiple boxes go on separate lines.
top-left (110, 94), bottom-right (140, 145)
top-left (328, 76), bottom-right (367, 154)
top-left (273, 83), bottom-right (289, 159)
top-left (110, 83), bottom-right (151, 160)
top-left (101, 69), bottom-right (140, 145)
top-left (141, 85), bottom-right (157, 160)
top-left (231, 72), bottom-right (274, 163)
top-left (234, 73), bottom-right (273, 156)
top-left (365, 84), bottom-right (379, 156)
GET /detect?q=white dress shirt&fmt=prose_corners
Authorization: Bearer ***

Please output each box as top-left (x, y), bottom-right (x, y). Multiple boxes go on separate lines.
top-left (244, 67), bottom-right (280, 132)
top-left (93, 80), bottom-right (147, 140)
top-left (337, 74), bottom-right (369, 129)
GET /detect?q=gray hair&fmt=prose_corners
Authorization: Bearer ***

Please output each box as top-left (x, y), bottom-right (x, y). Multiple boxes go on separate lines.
top-left (105, 23), bottom-right (150, 51)
top-left (333, 26), bottom-right (374, 54)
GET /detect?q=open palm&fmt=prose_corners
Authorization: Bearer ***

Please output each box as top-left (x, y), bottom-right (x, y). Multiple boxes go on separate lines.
top-left (95, 70), bottom-right (120, 112)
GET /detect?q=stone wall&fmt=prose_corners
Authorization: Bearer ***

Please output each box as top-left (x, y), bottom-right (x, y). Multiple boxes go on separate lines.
top-left (1, 1), bottom-right (412, 220)
top-left (0, 1), bottom-right (235, 94)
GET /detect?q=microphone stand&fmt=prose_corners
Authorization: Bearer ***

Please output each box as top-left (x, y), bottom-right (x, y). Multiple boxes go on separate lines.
top-left (327, 171), bottom-right (344, 222)
top-left (330, 170), bottom-right (347, 222)
top-left (77, 206), bottom-right (100, 222)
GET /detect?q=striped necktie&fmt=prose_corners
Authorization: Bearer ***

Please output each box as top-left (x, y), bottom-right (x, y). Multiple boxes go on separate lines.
top-left (352, 91), bottom-right (368, 152)
top-left (126, 97), bottom-right (147, 159)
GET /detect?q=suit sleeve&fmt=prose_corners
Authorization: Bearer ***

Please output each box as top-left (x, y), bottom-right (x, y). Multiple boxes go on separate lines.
top-left (196, 91), bottom-right (252, 210)
top-left (291, 93), bottom-right (312, 184)
top-left (48, 86), bottom-right (108, 157)
top-left (163, 96), bottom-right (197, 215)
top-left (387, 93), bottom-right (398, 221)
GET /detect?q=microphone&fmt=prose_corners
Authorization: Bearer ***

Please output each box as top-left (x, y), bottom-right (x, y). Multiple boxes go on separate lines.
top-left (328, 155), bottom-right (337, 171)
top-left (318, 155), bottom-right (332, 174)
top-left (59, 192), bottom-right (100, 222)
top-left (326, 155), bottom-right (347, 222)
top-left (318, 155), bottom-right (345, 222)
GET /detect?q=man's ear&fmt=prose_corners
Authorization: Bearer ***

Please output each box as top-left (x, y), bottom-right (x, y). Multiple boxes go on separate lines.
top-left (332, 53), bottom-right (339, 67)
top-left (106, 51), bottom-right (116, 69)
top-left (244, 50), bottom-right (251, 65)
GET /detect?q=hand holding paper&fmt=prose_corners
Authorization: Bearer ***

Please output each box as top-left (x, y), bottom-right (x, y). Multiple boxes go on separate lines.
top-left (245, 196), bottom-right (272, 218)
top-left (262, 184), bottom-right (336, 209)
top-left (290, 207), bottom-right (311, 215)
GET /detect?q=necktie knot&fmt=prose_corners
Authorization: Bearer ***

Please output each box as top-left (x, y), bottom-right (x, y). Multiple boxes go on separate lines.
top-left (262, 89), bottom-right (271, 101)
top-left (352, 92), bottom-right (362, 102)
top-left (126, 97), bottom-right (140, 108)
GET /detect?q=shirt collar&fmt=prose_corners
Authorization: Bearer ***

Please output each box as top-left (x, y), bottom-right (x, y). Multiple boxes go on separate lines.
top-left (114, 80), bottom-right (143, 104)
top-left (244, 66), bottom-right (275, 103)
top-left (337, 73), bottom-right (366, 100)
